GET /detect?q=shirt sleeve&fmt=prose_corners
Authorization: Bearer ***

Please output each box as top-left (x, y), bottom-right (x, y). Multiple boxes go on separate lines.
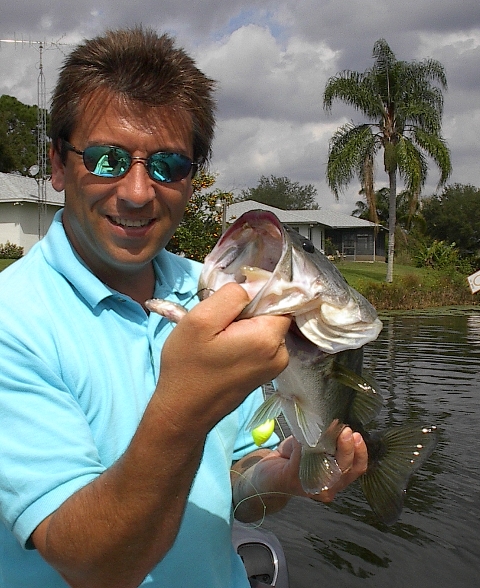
top-left (0, 317), bottom-right (104, 549)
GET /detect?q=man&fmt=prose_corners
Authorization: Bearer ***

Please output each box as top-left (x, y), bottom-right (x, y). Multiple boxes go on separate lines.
top-left (0, 28), bottom-right (367, 587)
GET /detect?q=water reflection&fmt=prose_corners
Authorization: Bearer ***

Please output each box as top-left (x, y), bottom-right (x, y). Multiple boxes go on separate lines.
top-left (260, 309), bottom-right (480, 588)
top-left (306, 534), bottom-right (391, 578)
top-left (467, 313), bottom-right (480, 345)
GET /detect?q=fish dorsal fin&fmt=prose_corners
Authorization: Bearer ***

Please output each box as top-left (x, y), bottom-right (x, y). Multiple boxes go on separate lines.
top-left (332, 362), bottom-right (384, 425)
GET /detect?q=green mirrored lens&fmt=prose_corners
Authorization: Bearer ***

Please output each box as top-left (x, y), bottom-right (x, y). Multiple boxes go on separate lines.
top-left (148, 153), bottom-right (192, 182)
top-left (83, 146), bottom-right (131, 177)
top-left (79, 144), bottom-right (194, 182)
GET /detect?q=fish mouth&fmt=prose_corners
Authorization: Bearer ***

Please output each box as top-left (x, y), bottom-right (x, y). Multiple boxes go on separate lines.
top-left (199, 210), bottom-right (287, 301)
top-left (199, 209), bottom-right (383, 352)
top-left (216, 210), bottom-right (284, 273)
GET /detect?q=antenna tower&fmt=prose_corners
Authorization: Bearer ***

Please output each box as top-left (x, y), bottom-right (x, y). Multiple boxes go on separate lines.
top-left (0, 35), bottom-right (70, 237)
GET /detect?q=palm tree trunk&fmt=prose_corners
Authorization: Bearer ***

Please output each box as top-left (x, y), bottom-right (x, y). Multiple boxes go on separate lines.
top-left (386, 170), bottom-right (397, 282)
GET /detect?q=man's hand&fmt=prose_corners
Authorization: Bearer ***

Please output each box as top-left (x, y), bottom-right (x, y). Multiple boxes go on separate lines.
top-left (232, 428), bottom-right (368, 522)
top-left (157, 282), bottom-right (292, 434)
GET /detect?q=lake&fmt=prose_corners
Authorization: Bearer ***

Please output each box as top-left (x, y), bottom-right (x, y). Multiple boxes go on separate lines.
top-left (260, 308), bottom-right (480, 588)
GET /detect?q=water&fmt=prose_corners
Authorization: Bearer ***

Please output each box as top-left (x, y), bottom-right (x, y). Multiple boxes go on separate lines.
top-left (260, 308), bottom-right (480, 588)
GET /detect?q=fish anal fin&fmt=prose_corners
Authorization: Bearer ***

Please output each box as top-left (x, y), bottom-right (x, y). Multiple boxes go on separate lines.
top-left (299, 447), bottom-right (342, 494)
top-left (361, 424), bottom-right (438, 525)
top-left (319, 419), bottom-right (346, 455)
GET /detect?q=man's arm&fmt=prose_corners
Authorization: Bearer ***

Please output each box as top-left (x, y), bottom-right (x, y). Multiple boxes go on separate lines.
top-left (231, 428), bottom-right (368, 523)
top-left (31, 284), bottom-right (291, 588)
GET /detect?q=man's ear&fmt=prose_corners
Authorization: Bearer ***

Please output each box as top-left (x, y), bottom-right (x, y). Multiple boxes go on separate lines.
top-left (50, 145), bottom-right (66, 192)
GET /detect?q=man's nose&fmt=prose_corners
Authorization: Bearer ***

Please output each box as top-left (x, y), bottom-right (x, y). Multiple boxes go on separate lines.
top-left (116, 160), bottom-right (156, 207)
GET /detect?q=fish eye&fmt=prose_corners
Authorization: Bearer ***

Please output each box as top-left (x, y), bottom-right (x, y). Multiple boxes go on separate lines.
top-left (302, 240), bottom-right (315, 254)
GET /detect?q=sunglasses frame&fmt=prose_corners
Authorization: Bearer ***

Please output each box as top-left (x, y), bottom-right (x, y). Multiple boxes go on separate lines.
top-left (62, 140), bottom-right (198, 183)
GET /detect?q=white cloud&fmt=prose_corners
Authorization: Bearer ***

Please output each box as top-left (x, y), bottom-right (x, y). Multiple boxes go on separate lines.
top-left (0, 0), bottom-right (479, 214)
top-left (198, 24), bottom-right (338, 123)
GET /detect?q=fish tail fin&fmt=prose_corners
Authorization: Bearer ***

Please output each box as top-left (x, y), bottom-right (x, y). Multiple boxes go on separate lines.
top-left (361, 424), bottom-right (438, 525)
top-left (299, 419), bottom-right (345, 494)
top-left (246, 394), bottom-right (283, 431)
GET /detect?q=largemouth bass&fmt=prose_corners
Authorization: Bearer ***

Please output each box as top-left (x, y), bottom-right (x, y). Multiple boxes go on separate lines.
top-left (146, 210), bottom-right (437, 525)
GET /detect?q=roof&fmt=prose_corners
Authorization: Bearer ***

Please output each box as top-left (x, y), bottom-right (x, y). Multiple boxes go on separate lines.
top-left (225, 200), bottom-right (380, 229)
top-left (0, 172), bottom-right (64, 206)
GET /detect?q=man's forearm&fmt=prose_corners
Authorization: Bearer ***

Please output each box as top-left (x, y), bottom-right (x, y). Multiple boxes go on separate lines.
top-left (32, 395), bottom-right (206, 588)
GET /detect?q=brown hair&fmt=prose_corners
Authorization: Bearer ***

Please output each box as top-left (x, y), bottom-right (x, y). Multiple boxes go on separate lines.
top-left (50, 27), bottom-right (216, 166)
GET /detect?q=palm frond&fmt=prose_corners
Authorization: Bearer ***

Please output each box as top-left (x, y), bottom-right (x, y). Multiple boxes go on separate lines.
top-left (396, 137), bottom-right (428, 194)
top-left (326, 123), bottom-right (379, 198)
top-left (372, 39), bottom-right (397, 76)
top-left (412, 128), bottom-right (452, 187)
top-left (323, 71), bottom-right (383, 119)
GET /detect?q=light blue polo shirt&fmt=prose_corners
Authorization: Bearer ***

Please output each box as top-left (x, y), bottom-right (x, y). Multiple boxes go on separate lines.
top-left (0, 210), bottom-right (270, 587)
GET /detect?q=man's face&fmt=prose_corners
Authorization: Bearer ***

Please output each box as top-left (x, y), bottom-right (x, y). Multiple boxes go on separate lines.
top-left (51, 92), bottom-right (194, 284)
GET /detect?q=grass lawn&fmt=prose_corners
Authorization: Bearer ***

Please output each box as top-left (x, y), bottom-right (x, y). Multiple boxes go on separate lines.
top-left (336, 261), bottom-right (427, 289)
top-left (336, 261), bottom-right (475, 310)
top-left (0, 259), bottom-right (17, 271)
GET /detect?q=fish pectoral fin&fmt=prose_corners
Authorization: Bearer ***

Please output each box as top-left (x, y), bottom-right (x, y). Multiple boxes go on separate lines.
top-left (246, 394), bottom-right (283, 431)
top-left (332, 362), bottom-right (384, 425)
top-left (299, 447), bottom-right (342, 494)
top-left (295, 402), bottom-right (324, 448)
top-left (361, 424), bottom-right (438, 525)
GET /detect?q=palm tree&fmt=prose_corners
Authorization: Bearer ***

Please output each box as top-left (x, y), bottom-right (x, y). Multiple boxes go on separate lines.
top-left (323, 39), bottom-right (451, 282)
top-left (354, 187), bottom-right (423, 231)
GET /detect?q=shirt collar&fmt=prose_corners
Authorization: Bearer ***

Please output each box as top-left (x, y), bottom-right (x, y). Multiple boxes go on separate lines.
top-left (41, 210), bottom-right (201, 309)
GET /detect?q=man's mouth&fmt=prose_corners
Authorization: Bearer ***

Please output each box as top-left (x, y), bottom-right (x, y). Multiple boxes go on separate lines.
top-left (108, 216), bottom-right (153, 228)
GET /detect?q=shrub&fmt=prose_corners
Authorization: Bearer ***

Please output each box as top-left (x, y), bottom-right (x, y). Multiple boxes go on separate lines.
top-left (413, 240), bottom-right (473, 273)
top-left (0, 241), bottom-right (24, 259)
top-left (359, 270), bottom-right (475, 310)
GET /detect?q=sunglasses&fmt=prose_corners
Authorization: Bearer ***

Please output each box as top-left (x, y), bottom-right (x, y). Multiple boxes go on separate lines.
top-left (62, 140), bottom-right (198, 183)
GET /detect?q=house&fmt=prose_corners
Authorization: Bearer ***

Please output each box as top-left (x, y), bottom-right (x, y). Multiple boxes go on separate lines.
top-left (0, 172), bottom-right (64, 253)
top-left (225, 200), bottom-right (386, 262)
top-left (0, 175), bottom-right (386, 262)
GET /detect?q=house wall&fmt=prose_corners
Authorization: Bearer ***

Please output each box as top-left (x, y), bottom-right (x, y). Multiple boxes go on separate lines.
top-left (0, 202), bottom-right (61, 254)
top-left (285, 223), bottom-right (325, 252)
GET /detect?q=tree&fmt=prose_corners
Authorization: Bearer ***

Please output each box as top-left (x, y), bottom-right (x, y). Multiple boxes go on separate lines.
top-left (167, 169), bottom-right (234, 261)
top-left (353, 187), bottom-right (390, 225)
top-left (323, 39), bottom-right (451, 282)
top-left (422, 183), bottom-right (480, 257)
top-left (353, 187), bottom-right (423, 231)
top-left (0, 95), bottom-right (49, 175)
top-left (239, 175), bottom-right (319, 210)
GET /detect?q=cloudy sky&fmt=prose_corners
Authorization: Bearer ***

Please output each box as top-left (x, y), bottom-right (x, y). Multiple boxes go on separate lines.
top-left (1, 0), bottom-right (479, 214)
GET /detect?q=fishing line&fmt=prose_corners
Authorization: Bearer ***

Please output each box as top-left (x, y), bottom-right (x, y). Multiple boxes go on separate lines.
top-left (231, 468), bottom-right (295, 529)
